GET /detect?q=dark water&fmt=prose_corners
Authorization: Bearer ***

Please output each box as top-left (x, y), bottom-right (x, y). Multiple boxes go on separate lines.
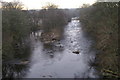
top-left (3, 19), bottom-right (98, 78)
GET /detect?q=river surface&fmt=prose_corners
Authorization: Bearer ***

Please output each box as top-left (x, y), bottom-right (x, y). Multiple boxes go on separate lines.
top-left (3, 19), bottom-right (98, 78)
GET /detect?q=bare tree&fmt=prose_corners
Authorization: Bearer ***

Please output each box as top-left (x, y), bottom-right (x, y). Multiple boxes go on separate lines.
top-left (42, 2), bottom-right (58, 9)
top-left (2, 1), bottom-right (24, 10)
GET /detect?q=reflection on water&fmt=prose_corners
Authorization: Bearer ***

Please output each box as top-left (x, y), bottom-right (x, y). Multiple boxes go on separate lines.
top-left (25, 20), bottom-right (98, 78)
top-left (3, 19), bottom-right (98, 78)
top-left (2, 64), bottom-right (29, 78)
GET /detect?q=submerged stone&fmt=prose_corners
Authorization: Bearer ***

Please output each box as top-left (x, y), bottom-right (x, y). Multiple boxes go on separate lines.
top-left (20, 60), bottom-right (29, 65)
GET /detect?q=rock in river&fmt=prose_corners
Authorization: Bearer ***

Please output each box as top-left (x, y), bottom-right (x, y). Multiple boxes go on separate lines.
top-left (20, 60), bottom-right (29, 65)
top-left (72, 51), bottom-right (80, 54)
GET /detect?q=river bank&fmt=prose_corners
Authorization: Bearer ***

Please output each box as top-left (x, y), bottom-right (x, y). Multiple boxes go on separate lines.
top-left (79, 2), bottom-right (119, 78)
top-left (2, 19), bottom-right (98, 78)
top-left (40, 27), bottom-right (64, 44)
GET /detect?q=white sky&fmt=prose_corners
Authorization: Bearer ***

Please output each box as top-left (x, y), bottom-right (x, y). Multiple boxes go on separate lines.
top-left (1, 0), bottom-right (97, 9)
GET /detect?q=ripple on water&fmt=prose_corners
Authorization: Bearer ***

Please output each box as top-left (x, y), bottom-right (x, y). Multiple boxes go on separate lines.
top-left (25, 20), bottom-right (98, 78)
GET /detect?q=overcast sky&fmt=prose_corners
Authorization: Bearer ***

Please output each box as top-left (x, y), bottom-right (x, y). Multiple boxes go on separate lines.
top-left (1, 0), bottom-right (97, 9)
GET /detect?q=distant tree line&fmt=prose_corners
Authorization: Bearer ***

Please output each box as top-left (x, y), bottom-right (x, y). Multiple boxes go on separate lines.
top-left (38, 3), bottom-right (69, 32)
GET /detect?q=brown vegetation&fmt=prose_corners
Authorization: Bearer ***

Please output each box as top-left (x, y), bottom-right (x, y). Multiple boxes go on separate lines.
top-left (80, 2), bottom-right (119, 78)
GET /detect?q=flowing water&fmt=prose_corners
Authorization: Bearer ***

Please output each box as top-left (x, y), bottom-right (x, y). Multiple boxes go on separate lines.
top-left (25, 19), bottom-right (97, 78)
top-left (3, 19), bottom-right (98, 78)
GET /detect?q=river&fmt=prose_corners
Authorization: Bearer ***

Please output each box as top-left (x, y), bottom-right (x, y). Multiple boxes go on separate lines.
top-left (3, 19), bottom-right (98, 78)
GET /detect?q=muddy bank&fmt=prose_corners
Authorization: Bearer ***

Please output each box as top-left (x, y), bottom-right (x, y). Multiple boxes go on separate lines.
top-left (40, 28), bottom-right (64, 44)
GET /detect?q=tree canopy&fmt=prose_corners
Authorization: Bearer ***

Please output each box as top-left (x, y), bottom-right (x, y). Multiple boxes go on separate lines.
top-left (2, 1), bottom-right (24, 10)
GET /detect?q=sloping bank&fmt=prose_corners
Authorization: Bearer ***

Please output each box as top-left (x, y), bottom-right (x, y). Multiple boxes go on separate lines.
top-left (79, 2), bottom-right (119, 78)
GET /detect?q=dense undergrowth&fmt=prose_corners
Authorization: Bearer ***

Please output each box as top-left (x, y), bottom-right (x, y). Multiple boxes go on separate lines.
top-left (2, 2), bottom-right (32, 61)
top-left (80, 2), bottom-right (119, 78)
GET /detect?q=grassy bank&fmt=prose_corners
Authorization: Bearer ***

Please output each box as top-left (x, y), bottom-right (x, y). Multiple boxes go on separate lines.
top-left (79, 2), bottom-right (119, 78)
